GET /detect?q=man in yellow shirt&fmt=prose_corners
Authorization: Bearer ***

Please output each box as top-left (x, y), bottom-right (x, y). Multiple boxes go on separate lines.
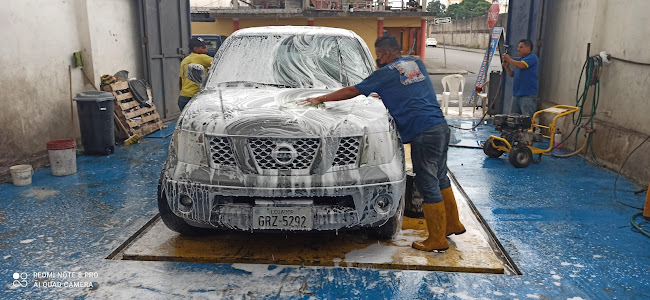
top-left (178, 37), bottom-right (213, 110)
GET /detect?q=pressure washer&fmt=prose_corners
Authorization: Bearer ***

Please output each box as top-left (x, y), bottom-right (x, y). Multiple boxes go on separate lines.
top-left (482, 105), bottom-right (580, 168)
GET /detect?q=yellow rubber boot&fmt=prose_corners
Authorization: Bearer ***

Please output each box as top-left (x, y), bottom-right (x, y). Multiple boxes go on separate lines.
top-left (412, 202), bottom-right (449, 252)
top-left (441, 187), bottom-right (466, 236)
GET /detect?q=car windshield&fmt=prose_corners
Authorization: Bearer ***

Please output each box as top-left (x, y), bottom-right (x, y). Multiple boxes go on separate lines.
top-left (205, 34), bottom-right (373, 89)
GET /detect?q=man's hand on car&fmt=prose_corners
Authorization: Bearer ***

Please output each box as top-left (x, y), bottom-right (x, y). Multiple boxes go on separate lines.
top-left (302, 97), bottom-right (323, 105)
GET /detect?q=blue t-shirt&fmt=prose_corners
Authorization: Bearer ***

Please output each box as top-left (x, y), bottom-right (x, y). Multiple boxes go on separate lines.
top-left (355, 56), bottom-right (445, 143)
top-left (513, 53), bottom-right (539, 96)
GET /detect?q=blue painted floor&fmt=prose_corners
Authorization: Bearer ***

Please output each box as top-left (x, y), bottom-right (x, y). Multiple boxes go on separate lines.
top-left (2, 120), bottom-right (649, 299)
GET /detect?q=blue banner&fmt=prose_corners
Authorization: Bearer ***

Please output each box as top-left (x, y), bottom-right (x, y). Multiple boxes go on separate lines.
top-left (471, 27), bottom-right (504, 100)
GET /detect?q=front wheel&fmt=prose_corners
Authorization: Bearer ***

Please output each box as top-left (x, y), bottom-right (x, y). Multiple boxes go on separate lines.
top-left (367, 196), bottom-right (405, 240)
top-left (508, 146), bottom-right (533, 168)
top-left (158, 174), bottom-right (213, 236)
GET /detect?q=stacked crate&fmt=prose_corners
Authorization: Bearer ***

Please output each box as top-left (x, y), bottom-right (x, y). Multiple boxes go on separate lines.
top-left (104, 81), bottom-right (163, 140)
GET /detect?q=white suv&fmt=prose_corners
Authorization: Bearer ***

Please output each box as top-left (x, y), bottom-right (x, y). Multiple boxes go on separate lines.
top-left (158, 26), bottom-right (406, 239)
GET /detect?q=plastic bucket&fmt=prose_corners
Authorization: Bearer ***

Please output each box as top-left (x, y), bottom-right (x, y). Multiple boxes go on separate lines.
top-left (46, 139), bottom-right (77, 176)
top-left (10, 165), bottom-right (33, 186)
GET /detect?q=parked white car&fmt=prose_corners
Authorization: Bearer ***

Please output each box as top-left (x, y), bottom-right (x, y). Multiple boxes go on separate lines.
top-left (426, 37), bottom-right (437, 47)
top-left (158, 27), bottom-right (406, 239)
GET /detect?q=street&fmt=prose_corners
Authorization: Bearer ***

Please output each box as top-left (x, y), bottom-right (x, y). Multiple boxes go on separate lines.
top-left (425, 45), bottom-right (503, 106)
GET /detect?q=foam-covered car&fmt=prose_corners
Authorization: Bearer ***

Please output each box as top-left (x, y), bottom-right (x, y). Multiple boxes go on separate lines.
top-left (158, 26), bottom-right (406, 239)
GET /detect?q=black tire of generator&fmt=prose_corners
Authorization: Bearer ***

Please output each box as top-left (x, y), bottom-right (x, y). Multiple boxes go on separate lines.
top-left (157, 173), bottom-right (213, 236)
top-left (404, 174), bottom-right (424, 218)
top-left (508, 146), bottom-right (533, 168)
top-left (367, 195), bottom-right (405, 240)
top-left (483, 139), bottom-right (504, 158)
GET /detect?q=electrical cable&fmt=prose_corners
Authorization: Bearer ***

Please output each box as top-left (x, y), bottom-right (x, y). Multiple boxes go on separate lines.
top-left (609, 56), bottom-right (650, 67)
top-left (613, 135), bottom-right (650, 210)
top-left (576, 56), bottom-right (601, 165)
top-left (630, 213), bottom-right (650, 239)
top-left (574, 55), bottom-right (650, 238)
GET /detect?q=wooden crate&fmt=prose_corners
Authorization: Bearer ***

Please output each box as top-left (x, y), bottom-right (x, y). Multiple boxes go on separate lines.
top-left (105, 81), bottom-right (163, 139)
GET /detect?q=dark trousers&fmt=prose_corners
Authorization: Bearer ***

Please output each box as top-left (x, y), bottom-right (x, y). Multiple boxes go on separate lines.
top-left (178, 96), bottom-right (192, 111)
top-left (410, 122), bottom-right (451, 204)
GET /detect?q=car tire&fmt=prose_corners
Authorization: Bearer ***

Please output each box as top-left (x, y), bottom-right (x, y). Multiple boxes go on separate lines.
top-left (157, 174), bottom-right (213, 236)
top-left (367, 195), bottom-right (405, 240)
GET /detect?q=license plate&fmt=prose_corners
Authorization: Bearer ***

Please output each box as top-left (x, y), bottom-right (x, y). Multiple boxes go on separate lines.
top-left (253, 207), bottom-right (313, 230)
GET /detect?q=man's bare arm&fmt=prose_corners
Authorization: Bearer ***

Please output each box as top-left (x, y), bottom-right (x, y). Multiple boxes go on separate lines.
top-left (502, 61), bottom-right (514, 77)
top-left (303, 86), bottom-right (362, 105)
top-left (503, 54), bottom-right (529, 70)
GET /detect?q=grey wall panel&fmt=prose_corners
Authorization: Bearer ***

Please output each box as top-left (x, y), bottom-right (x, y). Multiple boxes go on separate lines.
top-left (150, 61), bottom-right (165, 113)
top-left (140, 0), bottom-right (191, 119)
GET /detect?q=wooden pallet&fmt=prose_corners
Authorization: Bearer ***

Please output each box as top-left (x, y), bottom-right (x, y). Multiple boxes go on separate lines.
top-left (104, 81), bottom-right (163, 139)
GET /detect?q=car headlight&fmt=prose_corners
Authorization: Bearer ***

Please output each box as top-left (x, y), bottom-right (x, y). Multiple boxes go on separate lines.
top-left (359, 129), bottom-right (399, 166)
top-left (175, 129), bottom-right (209, 166)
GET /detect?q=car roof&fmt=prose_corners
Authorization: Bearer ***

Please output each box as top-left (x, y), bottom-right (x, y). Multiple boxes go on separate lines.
top-left (232, 26), bottom-right (359, 38)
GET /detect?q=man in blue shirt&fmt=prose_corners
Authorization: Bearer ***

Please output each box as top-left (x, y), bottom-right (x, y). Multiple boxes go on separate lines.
top-left (303, 35), bottom-right (465, 252)
top-left (502, 39), bottom-right (539, 116)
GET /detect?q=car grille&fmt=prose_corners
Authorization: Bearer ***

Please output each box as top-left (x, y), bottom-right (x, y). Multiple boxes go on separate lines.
top-left (332, 137), bottom-right (361, 167)
top-left (248, 138), bottom-right (320, 170)
top-left (207, 136), bottom-right (237, 166)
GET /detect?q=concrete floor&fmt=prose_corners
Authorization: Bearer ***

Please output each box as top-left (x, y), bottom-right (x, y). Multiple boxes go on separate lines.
top-left (2, 119), bottom-right (649, 299)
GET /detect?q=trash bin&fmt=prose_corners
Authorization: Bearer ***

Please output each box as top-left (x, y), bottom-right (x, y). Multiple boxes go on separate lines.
top-left (74, 91), bottom-right (115, 155)
top-left (488, 71), bottom-right (503, 115)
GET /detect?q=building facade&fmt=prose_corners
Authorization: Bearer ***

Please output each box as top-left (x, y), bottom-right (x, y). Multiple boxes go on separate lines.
top-left (191, 0), bottom-right (434, 59)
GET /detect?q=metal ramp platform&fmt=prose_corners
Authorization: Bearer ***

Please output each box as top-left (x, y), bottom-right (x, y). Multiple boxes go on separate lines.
top-left (110, 181), bottom-right (514, 274)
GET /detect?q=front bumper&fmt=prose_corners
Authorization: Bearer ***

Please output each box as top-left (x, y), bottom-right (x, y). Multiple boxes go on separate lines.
top-left (160, 178), bottom-right (405, 231)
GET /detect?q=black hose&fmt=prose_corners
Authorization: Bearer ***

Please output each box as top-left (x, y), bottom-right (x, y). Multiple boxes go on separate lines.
top-left (630, 213), bottom-right (650, 239)
top-left (613, 135), bottom-right (650, 210)
top-left (449, 144), bottom-right (482, 149)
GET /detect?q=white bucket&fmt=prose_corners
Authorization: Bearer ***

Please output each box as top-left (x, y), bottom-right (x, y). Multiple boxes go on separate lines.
top-left (10, 165), bottom-right (33, 186)
top-left (48, 149), bottom-right (77, 176)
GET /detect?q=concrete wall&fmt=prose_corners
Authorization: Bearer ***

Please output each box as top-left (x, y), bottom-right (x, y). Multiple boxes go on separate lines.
top-left (86, 1), bottom-right (143, 84)
top-left (539, 0), bottom-right (650, 184)
top-left (429, 13), bottom-right (508, 48)
top-left (0, 0), bottom-right (142, 180)
top-left (192, 17), bottom-right (424, 59)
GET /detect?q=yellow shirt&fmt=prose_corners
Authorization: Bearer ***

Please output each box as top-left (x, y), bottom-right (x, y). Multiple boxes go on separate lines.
top-left (179, 53), bottom-right (213, 97)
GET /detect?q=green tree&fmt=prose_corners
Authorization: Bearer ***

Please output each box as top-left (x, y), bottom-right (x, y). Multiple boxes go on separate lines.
top-left (426, 0), bottom-right (445, 16)
top-left (444, 0), bottom-right (493, 20)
